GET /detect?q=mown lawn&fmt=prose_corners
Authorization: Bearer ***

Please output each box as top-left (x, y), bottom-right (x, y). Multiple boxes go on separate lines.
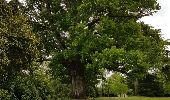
top-left (90, 97), bottom-right (170, 100)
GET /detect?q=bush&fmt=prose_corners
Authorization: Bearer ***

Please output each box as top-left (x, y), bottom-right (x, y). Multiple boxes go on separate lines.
top-left (0, 89), bottom-right (11, 100)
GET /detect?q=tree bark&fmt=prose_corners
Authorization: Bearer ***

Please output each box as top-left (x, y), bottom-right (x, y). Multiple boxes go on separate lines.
top-left (134, 78), bottom-right (139, 96)
top-left (70, 66), bottom-right (86, 99)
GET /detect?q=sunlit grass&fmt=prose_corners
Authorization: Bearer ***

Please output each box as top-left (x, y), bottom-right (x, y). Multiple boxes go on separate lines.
top-left (89, 97), bottom-right (170, 100)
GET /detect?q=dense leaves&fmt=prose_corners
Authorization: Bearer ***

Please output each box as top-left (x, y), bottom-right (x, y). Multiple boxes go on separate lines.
top-left (0, 0), bottom-right (167, 99)
top-left (0, 0), bottom-right (40, 86)
top-left (100, 72), bottom-right (128, 96)
top-left (26, 0), bottom-right (164, 98)
top-left (138, 74), bottom-right (164, 97)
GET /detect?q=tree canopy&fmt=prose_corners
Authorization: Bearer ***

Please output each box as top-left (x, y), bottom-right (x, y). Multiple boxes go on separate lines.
top-left (0, 0), bottom-right (167, 99)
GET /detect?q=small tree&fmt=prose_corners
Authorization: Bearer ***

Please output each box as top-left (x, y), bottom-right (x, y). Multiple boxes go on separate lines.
top-left (101, 72), bottom-right (128, 97)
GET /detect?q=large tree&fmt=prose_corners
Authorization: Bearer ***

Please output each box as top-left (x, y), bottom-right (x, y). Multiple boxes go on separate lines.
top-left (25, 0), bottom-right (164, 99)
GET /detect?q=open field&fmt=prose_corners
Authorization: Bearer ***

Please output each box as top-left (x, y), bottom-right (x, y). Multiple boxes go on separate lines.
top-left (90, 97), bottom-right (170, 100)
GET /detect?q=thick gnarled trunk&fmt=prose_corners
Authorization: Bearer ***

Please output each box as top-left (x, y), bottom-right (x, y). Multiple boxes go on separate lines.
top-left (70, 66), bottom-right (86, 99)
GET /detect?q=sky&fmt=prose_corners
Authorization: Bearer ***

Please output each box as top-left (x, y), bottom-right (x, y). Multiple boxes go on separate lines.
top-left (141, 0), bottom-right (170, 40)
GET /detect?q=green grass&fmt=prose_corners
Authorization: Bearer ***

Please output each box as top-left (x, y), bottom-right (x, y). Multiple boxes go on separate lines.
top-left (89, 97), bottom-right (170, 100)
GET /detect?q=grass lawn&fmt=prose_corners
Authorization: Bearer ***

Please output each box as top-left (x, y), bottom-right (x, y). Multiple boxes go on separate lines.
top-left (90, 97), bottom-right (170, 100)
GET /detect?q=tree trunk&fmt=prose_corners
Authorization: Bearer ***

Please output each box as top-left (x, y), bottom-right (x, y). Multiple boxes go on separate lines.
top-left (70, 66), bottom-right (86, 99)
top-left (134, 78), bottom-right (139, 96)
top-left (107, 87), bottom-right (110, 97)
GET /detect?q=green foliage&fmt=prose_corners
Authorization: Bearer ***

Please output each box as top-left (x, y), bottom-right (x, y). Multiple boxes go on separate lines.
top-left (0, 0), bottom-right (40, 84)
top-left (53, 83), bottom-right (71, 98)
top-left (30, 0), bottom-right (164, 98)
top-left (138, 74), bottom-right (164, 97)
top-left (109, 76), bottom-right (128, 96)
top-left (0, 1), bottom-right (59, 99)
top-left (163, 82), bottom-right (170, 95)
top-left (11, 75), bottom-right (52, 99)
top-left (100, 72), bottom-right (128, 96)
top-left (159, 64), bottom-right (170, 95)
top-left (0, 0), bottom-right (166, 99)
top-left (0, 89), bottom-right (11, 100)
top-left (0, 64), bottom-right (71, 100)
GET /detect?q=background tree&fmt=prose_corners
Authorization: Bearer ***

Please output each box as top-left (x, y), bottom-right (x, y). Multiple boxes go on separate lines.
top-left (100, 72), bottom-right (128, 97)
top-left (160, 47), bottom-right (170, 96)
top-left (138, 73), bottom-right (164, 97)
